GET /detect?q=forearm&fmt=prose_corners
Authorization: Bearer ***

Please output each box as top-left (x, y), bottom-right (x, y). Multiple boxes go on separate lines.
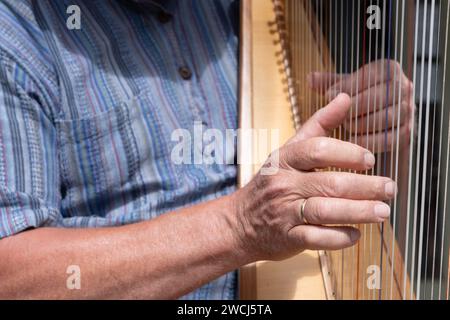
top-left (0, 194), bottom-right (249, 299)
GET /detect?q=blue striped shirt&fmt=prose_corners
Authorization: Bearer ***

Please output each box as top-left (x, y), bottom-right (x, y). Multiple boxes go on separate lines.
top-left (0, 0), bottom-right (239, 299)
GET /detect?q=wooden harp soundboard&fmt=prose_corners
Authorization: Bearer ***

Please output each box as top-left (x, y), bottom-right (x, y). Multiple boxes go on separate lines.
top-left (238, 0), bottom-right (450, 300)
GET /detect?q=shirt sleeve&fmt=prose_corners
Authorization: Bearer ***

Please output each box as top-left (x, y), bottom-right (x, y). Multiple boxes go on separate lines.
top-left (0, 50), bottom-right (62, 239)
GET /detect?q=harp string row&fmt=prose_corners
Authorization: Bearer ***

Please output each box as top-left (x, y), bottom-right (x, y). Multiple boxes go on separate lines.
top-left (276, 0), bottom-right (450, 299)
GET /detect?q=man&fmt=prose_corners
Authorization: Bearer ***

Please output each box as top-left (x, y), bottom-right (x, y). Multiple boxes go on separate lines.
top-left (0, 0), bottom-right (412, 299)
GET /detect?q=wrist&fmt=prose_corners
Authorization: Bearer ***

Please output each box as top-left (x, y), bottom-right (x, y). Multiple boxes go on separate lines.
top-left (222, 189), bottom-right (258, 265)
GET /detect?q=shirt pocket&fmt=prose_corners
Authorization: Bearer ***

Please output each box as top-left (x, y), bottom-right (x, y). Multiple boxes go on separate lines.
top-left (55, 92), bottom-right (178, 217)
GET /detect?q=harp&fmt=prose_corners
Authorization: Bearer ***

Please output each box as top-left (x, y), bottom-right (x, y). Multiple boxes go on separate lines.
top-left (238, 0), bottom-right (450, 300)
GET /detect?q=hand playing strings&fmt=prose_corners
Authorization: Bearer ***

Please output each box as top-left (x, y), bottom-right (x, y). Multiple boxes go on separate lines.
top-left (307, 59), bottom-right (414, 154)
top-left (232, 94), bottom-right (396, 261)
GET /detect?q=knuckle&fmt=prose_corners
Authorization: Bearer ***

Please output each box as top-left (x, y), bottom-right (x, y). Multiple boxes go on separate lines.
top-left (264, 201), bottom-right (279, 216)
top-left (389, 60), bottom-right (402, 75)
top-left (401, 79), bottom-right (414, 96)
top-left (281, 140), bottom-right (309, 169)
top-left (400, 102), bottom-right (409, 121)
top-left (374, 60), bottom-right (383, 73)
top-left (287, 141), bottom-right (303, 159)
top-left (405, 78), bottom-right (414, 91)
top-left (279, 146), bottom-right (294, 169)
top-left (409, 102), bottom-right (416, 116)
top-left (405, 122), bottom-right (412, 137)
top-left (308, 138), bottom-right (329, 163)
top-left (324, 174), bottom-right (344, 197)
top-left (314, 202), bottom-right (328, 223)
top-left (401, 101), bottom-right (409, 113)
top-left (264, 177), bottom-right (291, 200)
top-left (306, 200), bottom-right (321, 223)
top-left (262, 202), bottom-right (285, 228)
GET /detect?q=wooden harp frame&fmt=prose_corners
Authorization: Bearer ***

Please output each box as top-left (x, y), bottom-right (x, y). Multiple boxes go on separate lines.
top-left (238, 0), bottom-right (331, 300)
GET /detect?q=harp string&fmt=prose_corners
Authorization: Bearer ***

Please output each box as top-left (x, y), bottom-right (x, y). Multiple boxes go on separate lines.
top-left (343, 0), bottom-right (349, 298)
top-left (404, 0), bottom-right (421, 300)
top-left (389, 0), bottom-right (406, 300)
top-left (410, 0), bottom-right (425, 300)
top-left (427, 0), bottom-right (443, 299)
top-left (348, 0), bottom-right (357, 296)
top-left (370, 0), bottom-right (380, 300)
top-left (439, 1), bottom-right (450, 299)
top-left (447, 246), bottom-right (450, 299)
top-left (386, 0), bottom-right (398, 299)
top-left (384, 0), bottom-right (395, 299)
top-left (416, 0), bottom-right (436, 299)
top-left (378, 0), bottom-right (392, 300)
top-left (363, 0), bottom-right (374, 300)
top-left (339, 0), bottom-right (345, 299)
top-left (352, 1), bottom-right (364, 299)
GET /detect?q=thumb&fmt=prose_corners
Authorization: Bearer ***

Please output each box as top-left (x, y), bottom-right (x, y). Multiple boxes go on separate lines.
top-left (289, 93), bottom-right (352, 143)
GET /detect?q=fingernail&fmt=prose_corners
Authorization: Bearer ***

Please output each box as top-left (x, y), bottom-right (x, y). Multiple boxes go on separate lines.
top-left (364, 152), bottom-right (376, 168)
top-left (350, 229), bottom-right (360, 242)
top-left (385, 181), bottom-right (397, 198)
top-left (374, 203), bottom-right (391, 219)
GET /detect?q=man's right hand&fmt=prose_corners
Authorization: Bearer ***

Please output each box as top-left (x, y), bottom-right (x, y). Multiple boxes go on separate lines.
top-left (231, 93), bottom-right (397, 262)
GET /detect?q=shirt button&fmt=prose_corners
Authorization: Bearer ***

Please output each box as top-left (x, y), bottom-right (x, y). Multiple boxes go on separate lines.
top-left (157, 11), bottom-right (172, 24)
top-left (179, 66), bottom-right (193, 80)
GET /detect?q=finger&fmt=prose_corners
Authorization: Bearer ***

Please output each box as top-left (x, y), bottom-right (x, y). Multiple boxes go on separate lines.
top-left (288, 225), bottom-right (360, 250)
top-left (282, 137), bottom-right (375, 171)
top-left (290, 93), bottom-right (352, 143)
top-left (297, 171), bottom-right (397, 200)
top-left (297, 198), bottom-right (391, 225)
top-left (307, 72), bottom-right (347, 93)
top-left (345, 82), bottom-right (412, 118)
top-left (326, 60), bottom-right (411, 97)
top-left (354, 123), bottom-right (411, 153)
top-left (344, 102), bottom-right (409, 134)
